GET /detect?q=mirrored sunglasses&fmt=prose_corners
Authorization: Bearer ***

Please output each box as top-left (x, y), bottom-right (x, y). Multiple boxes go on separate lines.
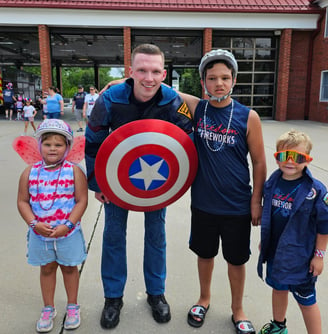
top-left (274, 150), bottom-right (313, 164)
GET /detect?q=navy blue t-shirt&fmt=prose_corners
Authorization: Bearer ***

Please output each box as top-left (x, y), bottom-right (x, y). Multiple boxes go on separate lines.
top-left (73, 91), bottom-right (87, 109)
top-left (191, 99), bottom-right (251, 215)
top-left (268, 176), bottom-right (302, 259)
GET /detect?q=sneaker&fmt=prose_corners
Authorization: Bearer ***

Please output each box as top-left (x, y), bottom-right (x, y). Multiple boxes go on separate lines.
top-left (64, 304), bottom-right (81, 330)
top-left (258, 320), bottom-right (288, 334)
top-left (76, 128), bottom-right (83, 132)
top-left (36, 306), bottom-right (57, 333)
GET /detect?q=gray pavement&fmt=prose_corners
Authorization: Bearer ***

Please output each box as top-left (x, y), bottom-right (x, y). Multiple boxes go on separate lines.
top-left (1, 112), bottom-right (328, 334)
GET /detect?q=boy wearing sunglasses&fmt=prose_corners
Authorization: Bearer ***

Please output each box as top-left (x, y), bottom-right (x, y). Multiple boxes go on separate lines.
top-left (258, 130), bottom-right (328, 334)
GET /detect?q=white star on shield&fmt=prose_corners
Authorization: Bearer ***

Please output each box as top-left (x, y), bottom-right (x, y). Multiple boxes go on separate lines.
top-left (129, 157), bottom-right (167, 190)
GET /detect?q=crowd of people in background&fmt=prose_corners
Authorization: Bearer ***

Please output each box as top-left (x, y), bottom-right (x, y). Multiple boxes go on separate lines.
top-left (1, 83), bottom-right (99, 135)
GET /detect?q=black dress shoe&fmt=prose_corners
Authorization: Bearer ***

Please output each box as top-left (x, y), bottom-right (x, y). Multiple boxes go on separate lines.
top-left (147, 294), bottom-right (171, 323)
top-left (100, 297), bottom-right (123, 329)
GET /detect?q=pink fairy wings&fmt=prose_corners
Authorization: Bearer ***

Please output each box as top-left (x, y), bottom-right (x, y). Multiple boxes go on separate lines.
top-left (13, 135), bottom-right (41, 164)
top-left (12, 135), bottom-right (85, 165)
top-left (66, 135), bottom-right (85, 163)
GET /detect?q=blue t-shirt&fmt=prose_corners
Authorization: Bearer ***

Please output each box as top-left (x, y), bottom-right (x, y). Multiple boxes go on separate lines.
top-left (191, 99), bottom-right (251, 215)
top-left (46, 94), bottom-right (63, 114)
top-left (3, 89), bottom-right (15, 103)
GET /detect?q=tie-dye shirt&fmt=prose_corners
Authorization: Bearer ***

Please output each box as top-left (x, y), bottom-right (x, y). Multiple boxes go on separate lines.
top-left (29, 160), bottom-right (80, 241)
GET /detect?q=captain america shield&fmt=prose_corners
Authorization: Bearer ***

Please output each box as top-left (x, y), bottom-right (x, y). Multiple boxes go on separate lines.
top-left (95, 119), bottom-right (198, 211)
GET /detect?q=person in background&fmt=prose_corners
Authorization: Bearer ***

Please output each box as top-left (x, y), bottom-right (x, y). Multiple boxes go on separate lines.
top-left (257, 130), bottom-right (328, 334)
top-left (72, 85), bottom-right (86, 132)
top-left (82, 85), bottom-right (99, 123)
top-left (39, 86), bottom-right (64, 119)
top-left (41, 91), bottom-right (49, 120)
top-left (15, 94), bottom-right (24, 121)
top-left (85, 44), bottom-right (193, 330)
top-left (22, 98), bottom-right (37, 136)
top-left (17, 119), bottom-right (88, 333)
top-left (3, 82), bottom-right (16, 120)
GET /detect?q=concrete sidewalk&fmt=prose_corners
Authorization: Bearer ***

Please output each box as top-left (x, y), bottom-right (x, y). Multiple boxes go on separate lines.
top-left (1, 113), bottom-right (328, 334)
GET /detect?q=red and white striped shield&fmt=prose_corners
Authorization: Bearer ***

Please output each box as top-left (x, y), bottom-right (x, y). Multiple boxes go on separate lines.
top-left (95, 119), bottom-right (198, 211)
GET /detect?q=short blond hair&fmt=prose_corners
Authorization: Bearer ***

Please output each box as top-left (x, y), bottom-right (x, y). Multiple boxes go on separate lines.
top-left (276, 129), bottom-right (312, 153)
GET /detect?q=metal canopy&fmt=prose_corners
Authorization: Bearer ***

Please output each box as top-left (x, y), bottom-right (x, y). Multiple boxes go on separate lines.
top-left (0, 27), bottom-right (203, 68)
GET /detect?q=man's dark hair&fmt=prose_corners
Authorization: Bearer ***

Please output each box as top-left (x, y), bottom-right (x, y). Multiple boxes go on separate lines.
top-left (131, 44), bottom-right (164, 63)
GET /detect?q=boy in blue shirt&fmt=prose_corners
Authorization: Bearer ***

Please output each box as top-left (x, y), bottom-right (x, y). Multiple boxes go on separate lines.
top-left (258, 130), bottom-right (328, 334)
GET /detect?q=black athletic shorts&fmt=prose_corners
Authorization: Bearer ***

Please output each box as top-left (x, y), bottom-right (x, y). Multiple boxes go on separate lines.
top-left (4, 102), bottom-right (14, 110)
top-left (189, 207), bottom-right (251, 265)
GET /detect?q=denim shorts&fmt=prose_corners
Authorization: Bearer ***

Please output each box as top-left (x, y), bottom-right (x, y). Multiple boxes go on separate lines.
top-left (24, 117), bottom-right (34, 122)
top-left (47, 112), bottom-right (61, 119)
top-left (27, 229), bottom-right (87, 267)
top-left (266, 261), bottom-right (317, 306)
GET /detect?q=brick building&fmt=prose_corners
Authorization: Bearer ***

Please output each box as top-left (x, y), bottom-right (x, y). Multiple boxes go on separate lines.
top-left (0, 0), bottom-right (327, 121)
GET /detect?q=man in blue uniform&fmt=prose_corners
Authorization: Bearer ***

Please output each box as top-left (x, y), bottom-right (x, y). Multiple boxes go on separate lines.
top-left (72, 85), bottom-right (86, 132)
top-left (85, 44), bottom-right (193, 329)
top-left (3, 82), bottom-right (16, 120)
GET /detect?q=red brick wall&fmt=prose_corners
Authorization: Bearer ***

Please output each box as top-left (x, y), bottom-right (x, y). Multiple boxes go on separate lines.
top-left (124, 27), bottom-right (131, 77)
top-left (202, 28), bottom-right (212, 98)
top-left (203, 28), bottom-right (212, 54)
top-left (287, 31), bottom-right (311, 120)
top-left (275, 29), bottom-right (292, 121)
top-left (38, 25), bottom-right (52, 92)
top-left (309, 14), bottom-right (328, 123)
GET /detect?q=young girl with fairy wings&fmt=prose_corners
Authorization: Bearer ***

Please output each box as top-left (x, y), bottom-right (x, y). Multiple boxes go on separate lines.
top-left (15, 119), bottom-right (88, 333)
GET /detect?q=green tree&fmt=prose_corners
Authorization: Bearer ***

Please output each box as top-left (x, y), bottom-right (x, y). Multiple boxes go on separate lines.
top-left (178, 68), bottom-right (202, 97)
top-left (53, 67), bottom-right (123, 97)
top-left (23, 66), bottom-right (41, 76)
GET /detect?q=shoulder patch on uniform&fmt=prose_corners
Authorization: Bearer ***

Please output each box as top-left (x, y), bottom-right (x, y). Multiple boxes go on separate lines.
top-left (177, 101), bottom-right (192, 120)
top-left (306, 188), bottom-right (317, 200)
top-left (323, 193), bottom-right (328, 206)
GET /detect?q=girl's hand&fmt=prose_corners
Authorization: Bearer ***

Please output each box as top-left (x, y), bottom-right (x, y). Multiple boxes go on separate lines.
top-left (34, 222), bottom-right (53, 237)
top-left (49, 225), bottom-right (71, 238)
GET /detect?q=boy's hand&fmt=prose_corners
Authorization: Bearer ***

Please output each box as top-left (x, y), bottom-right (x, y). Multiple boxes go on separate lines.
top-left (309, 256), bottom-right (324, 277)
top-left (99, 78), bottom-right (126, 94)
top-left (251, 202), bottom-right (262, 226)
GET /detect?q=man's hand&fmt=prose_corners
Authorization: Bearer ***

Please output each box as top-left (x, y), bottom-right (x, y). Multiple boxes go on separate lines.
top-left (95, 192), bottom-right (110, 204)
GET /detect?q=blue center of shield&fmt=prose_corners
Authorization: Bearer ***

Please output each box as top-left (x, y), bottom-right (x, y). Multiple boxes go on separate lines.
top-left (129, 155), bottom-right (169, 190)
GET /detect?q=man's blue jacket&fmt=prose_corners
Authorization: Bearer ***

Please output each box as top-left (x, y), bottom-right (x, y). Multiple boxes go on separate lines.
top-left (85, 78), bottom-right (193, 192)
